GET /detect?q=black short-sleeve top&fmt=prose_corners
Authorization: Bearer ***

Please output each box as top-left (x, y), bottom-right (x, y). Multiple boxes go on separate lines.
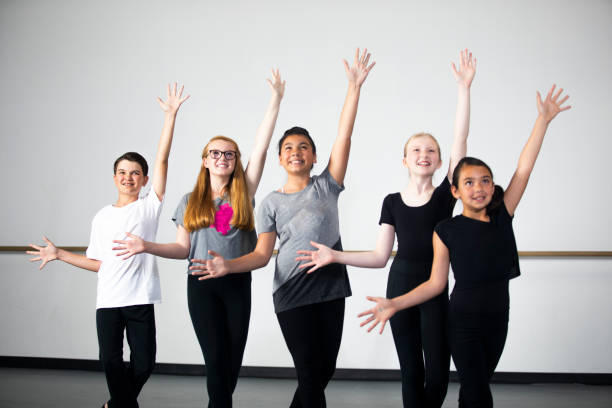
top-left (379, 178), bottom-right (456, 262)
top-left (434, 202), bottom-right (521, 290)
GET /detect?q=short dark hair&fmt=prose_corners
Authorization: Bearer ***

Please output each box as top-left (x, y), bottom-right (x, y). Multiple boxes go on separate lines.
top-left (278, 126), bottom-right (317, 155)
top-left (113, 152), bottom-right (149, 176)
top-left (452, 156), bottom-right (504, 215)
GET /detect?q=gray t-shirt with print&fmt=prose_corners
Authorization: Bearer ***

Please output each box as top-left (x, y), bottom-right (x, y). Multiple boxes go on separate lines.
top-left (173, 193), bottom-right (257, 272)
top-left (257, 167), bottom-right (352, 312)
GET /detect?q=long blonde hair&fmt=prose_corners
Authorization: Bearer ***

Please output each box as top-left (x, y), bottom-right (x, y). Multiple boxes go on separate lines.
top-left (183, 136), bottom-right (254, 232)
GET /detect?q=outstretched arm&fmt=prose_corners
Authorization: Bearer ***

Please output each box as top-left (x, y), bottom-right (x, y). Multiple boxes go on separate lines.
top-left (190, 231), bottom-right (276, 280)
top-left (152, 83), bottom-right (190, 201)
top-left (295, 223), bottom-right (395, 273)
top-left (358, 232), bottom-right (449, 334)
top-left (504, 85), bottom-right (571, 216)
top-left (112, 225), bottom-right (191, 260)
top-left (245, 70), bottom-right (285, 200)
top-left (328, 48), bottom-right (376, 185)
top-left (27, 236), bottom-right (101, 272)
top-left (448, 49), bottom-right (477, 181)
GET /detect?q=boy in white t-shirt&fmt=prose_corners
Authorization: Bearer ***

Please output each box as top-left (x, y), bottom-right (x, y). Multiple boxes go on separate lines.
top-left (28, 84), bottom-right (189, 408)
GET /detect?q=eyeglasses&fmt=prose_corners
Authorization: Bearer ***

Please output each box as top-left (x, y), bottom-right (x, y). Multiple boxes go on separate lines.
top-left (208, 150), bottom-right (237, 160)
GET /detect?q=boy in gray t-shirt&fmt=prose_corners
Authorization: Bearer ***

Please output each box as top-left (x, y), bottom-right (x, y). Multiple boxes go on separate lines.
top-left (257, 167), bottom-right (351, 312)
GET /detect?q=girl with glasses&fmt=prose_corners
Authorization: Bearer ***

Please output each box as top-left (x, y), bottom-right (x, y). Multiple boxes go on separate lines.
top-left (191, 48), bottom-right (375, 407)
top-left (295, 49), bottom-right (477, 407)
top-left (113, 70), bottom-right (285, 407)
top-left (359, 85), bottom-right (570, 407)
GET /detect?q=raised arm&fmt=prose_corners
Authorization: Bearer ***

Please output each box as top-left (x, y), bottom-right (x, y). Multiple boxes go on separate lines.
top-left (295, 223), bottom-right (395, 273)
top-left (245, 70), bottom-right (285, 200)
top-left (448, 49), bottom-right (477, 181)
top-left (190, 231), bottom-right (277, 280)
top-left (27, 236), bottom-right (101, 272)
top-left (152, 83), bottom-right (190, 200)
top-left (112, 225), bottom-right (191, 260)
top-left (358, 232), bottom-right (450, 334)
top-left (504, 85), bottom-right (571, 216)
top-left (328, 48), bottom-right (376, 185)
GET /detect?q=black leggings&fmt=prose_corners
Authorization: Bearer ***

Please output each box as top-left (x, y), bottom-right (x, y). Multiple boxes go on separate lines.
top-left (449, 282), bottom-right (509, 408)
top-left (386, 258), bottom-right (450, 408)
top-left (96, 304), bottom-right (156, 408)
top-left (276, 298), bottom-right (345, 408)
top-left (187, 273), bottom-right (251, 408)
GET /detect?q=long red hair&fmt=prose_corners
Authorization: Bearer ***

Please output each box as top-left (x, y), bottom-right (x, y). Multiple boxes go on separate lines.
top-left (183, 136), bottom-right (254, 232)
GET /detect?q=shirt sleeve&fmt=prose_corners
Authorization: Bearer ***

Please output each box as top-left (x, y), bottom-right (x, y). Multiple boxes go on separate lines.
top-left (86, 214), bottom-right (102, 261)
top-left (172, 194), bottom-right (190, 227)
top-left (435, 177), bottom-right (456, 213)
top-left (143, 186), bottom-right (163, 219)
top-left (434, 219), bottom-right (451, 249)
top-left (379, 194), bottom-right (395, 226)
top-left (256, 195), bottom-right (277, 234)
top-left (318, 166), bottom-right (345, 196)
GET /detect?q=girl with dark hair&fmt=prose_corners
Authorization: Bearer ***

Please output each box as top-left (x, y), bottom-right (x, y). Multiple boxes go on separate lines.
top-left (191, 48), bottom-right (375, 407)
top-left (294, 49), bottom-right (476, 408)
top-left (359, 85), bottom-right (571, 408)
top-left (112, 70), bottom-right (285, 407)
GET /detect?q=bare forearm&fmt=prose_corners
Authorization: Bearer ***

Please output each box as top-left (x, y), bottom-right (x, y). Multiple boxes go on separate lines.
top-left (391, 279), bottom-right (445, 311)
top-left (252, 94), bottom-right (281, 156)
top-left (337, 83), bottom-right (361, 142)
top-left (333, 249), bottom-right (390, 269)
top-left (153, 112), bottom-right (177, 197)
top-left (144, 241), bottom-right (189, 259)
top-left (57, 249), bottom-right (100, 272)
top-left (452, 87), bottom-right (470, 156)
top-left (227, 250), bottom-right (272, 273)
top-left (517, 115), bottom-right (548, 177)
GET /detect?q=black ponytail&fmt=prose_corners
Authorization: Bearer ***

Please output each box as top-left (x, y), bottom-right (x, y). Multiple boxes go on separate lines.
top-left (452, 157), bottom-right (504, 216)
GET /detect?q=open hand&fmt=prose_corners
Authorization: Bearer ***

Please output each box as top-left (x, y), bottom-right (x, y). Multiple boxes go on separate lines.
top-left (295, 241), bottom-right (334, 273)
top-left (537, 84), bottom-right (571, 123)
top-left (267, 68), bottom-right (285, 99)
top-left (158, 83), bottom-right (190, 115)
top-left (190, 250), bottom-right (229, 280)
top-left (112, 232), bottom-right (145, 260)
top-left (26, 236), bottom-right (59, 270)
top-left (357, 296), bottom-right (397, 334)
top-left (451, 48), bottom-right (477, 88)
top-left (343, 48), bottom-right (376, 87)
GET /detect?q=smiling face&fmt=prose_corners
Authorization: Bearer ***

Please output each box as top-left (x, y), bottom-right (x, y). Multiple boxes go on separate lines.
top-left (451, 164), bottom-right (495, 214)
top-left (279, 134), bottom-right (317, 175)
top-left (203, 139), bottom-right (238, 178)
top-left (113, 159), bottom-right (148, 197)
top-left (403, 134), bottom-right (442, 177)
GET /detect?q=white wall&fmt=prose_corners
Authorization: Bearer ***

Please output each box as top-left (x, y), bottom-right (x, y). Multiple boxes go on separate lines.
top-left (1, 0), bottom-right (611, 373)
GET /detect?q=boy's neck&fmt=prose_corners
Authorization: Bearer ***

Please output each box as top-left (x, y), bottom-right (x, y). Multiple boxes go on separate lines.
top-left (115, 193), bottom-right (139, 207)
top-left (282, 173), bottom-right (310, 194)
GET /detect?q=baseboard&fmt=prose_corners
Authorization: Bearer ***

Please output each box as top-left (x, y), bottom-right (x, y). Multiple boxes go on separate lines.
top-left (1, 356), bottom-right (610, 385)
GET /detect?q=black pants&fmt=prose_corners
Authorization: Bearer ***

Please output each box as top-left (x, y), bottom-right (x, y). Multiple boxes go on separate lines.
top-left (96, 304), bottom-right (156, 408)
top-left (188, 273), bottom-right (251, 408)
top-left (276, 298), bottom-right (345, 408)
top-left (386, 258), bottom-right (450, 408)
top-left (449, 281), bottom-right (509, 408)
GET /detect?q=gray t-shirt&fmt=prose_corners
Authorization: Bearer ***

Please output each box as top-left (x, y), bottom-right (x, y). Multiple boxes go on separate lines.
top-left (173, 193), bottom-right (257, 272)
top-left (258, 167), bottom-right (352, 312)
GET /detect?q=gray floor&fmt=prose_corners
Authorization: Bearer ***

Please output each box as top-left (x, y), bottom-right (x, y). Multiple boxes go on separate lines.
top-left (1, 368), bottom-right (611, 408)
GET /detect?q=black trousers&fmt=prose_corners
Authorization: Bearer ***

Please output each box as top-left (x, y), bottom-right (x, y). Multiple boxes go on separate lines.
top-left (449, 281), bottom-right (509, 408)
top-left (386, 258), bottom-right (450, 408)
top-left (96, 304), bottom-right (156, 408)
top-left (276, 298), bottom-right (345, 408)
top-left (187, 273), bottom-right (251, 408)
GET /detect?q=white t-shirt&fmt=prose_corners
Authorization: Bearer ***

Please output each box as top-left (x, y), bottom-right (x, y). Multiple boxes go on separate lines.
top-left (86, 188), bottom-right (163, 309)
